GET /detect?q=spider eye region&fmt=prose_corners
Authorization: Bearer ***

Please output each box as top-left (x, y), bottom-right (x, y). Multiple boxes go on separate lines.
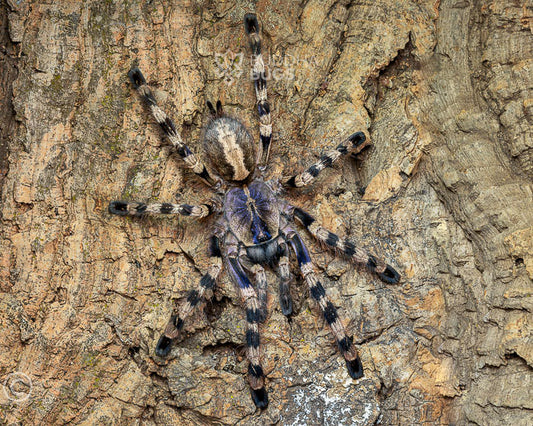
top-left (225, 180), bottom-right (280, 247)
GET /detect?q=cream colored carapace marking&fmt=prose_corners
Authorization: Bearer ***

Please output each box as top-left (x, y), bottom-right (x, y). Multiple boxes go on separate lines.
top-left (243, 186), bottom-right (263, 220)
top-left (243, 186), bottom-right (253, 210)
top-left (218, 121), bottom-right (250, 181)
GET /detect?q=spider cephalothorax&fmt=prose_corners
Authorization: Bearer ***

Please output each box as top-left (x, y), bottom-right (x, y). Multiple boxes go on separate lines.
top-left (109, 13), bottom-right (400, 409)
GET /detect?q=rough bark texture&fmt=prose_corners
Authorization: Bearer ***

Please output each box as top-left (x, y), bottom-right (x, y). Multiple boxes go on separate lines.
top-left (1, 0), bottom-right (532, 425)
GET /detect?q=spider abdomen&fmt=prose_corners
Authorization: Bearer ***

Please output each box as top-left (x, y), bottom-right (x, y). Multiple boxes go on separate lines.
top-left (203, 116), bottom-right (257, 182)
top-left (225, 180), bottom-right (280, 247)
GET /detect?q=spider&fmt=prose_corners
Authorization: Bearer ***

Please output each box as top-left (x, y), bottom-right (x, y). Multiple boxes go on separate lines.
top-left (108, 13), bottom-right (400, 409)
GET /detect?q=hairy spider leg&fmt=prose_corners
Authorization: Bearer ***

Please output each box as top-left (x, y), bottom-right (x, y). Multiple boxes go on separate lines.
top-left (244, 13), bottom-right (272, 167)
top-left (239, 253), bottom-right (268, 323)
top-left (128, 67), bottom-right (217, 186)
top-left (277, 239), bottom-right (293, 316)
top-left (285, 131), bottom-right (369, 188)
top-left (225, 232), bottom-right (268, 409)
top-left (108, 200), bottom-right (215, 218)
top-left (282, 226), bottom-right (364, 380)
top-left (155, 235), bottom-right (223, 357)
top-left (292, 207), bottom-right (401, 284)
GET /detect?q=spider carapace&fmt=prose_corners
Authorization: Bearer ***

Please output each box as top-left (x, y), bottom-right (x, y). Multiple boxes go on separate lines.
top-left (108, 13), bottom-right (400, 409)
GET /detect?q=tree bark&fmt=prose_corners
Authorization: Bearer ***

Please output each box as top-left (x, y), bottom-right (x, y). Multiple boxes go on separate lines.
top-left (1, 0), bottom-right (532, 424)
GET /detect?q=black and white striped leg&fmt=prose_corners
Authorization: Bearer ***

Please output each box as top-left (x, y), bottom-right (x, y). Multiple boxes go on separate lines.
top-left (285, 132), bottom-right (369, 188)
top-left (238, 274), bottom-right (268, 408)
top-left (128, 67), bottom-right (217, 186)
top-left (283, 226), bottom-right (363, 379)
top-left (225, 233), bottom-right (268, 408)
top-left (244, 13), bottom-right (272, 166)
top-left (292, 207), bottom-right (400, 284)
top-left (155, 235), bottom-right (223, 357)
top-left (278, 239), bottom-right (293, 316)
top-left (239, 254), bottom-right (268, 323)
top-left (108, 200), bottom-right (214, 218)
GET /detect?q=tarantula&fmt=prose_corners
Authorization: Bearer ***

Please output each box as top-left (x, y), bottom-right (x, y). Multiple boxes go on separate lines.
top-left (108, 14), bottom-right (400, 408)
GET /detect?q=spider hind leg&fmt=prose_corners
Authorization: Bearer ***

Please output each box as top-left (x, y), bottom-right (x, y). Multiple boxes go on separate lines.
top-left (240, 258), bottom-right (268, 323)
top-left (278, 239), bottom-right (293, 316)
top-left (155, 315), bottom-right (182, 357)
top-left (155, 336), bottom-right (172, 357)
top-left (292, 206), bottom-right (401, 284)
top-left (250, 384), bottom-right (268, 409)
top-left (154, 236), bottom-right (222, 358)
top-left (284, 227), bottom-right (363, 379)
top-left (346, 355), bottom-right (364, 379)
top-left (226, 234), bottom-right (269, 408)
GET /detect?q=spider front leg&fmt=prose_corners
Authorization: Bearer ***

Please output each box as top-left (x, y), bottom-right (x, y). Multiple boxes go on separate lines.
top-left (155, 235), bottom-right (223, 356)
top-left (128, 67), bottom-right (217, 186)
top-left (285, 132), bottom-right (369, 188)
top-left (226, 234), bottom-right (268, 408)
top-left (282, 226), bottom-right (364, 379)
top-left (244, 13), bottom-right (272, 166)
top-left (292, 206), bottom-right (400, 284)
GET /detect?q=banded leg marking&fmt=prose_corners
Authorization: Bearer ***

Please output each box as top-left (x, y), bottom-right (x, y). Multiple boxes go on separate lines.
top-left (285, 132), bottom-right (369, 188)
top-left (225, 232), bottom-right (268, 408)
top-left (244, 13), bottom-right (272, 166)
top-left (284, 227), bottom-right (363, 379)
top-left (292, 207), bottom-right (400, 284)
top-left (239, 281), bottom-right (267, 405)
top-left (227, 261), bottom-right (268, 407)
top-left (155, 235), bottom-right (223, 357)
top-left (128, 67), bottom-right (216, 185)
top-left (278, 240), bottom-right (293, 316)
top-left (108, 200), bottom-right (214, 218)
top-left (240, 256), bottom-right (268, 323)
top-left (246, 308), bottom-right (268, 408)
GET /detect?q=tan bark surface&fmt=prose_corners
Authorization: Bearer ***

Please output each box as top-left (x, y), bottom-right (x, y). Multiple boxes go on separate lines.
top-left (1, 0), bottom-right (532, 424)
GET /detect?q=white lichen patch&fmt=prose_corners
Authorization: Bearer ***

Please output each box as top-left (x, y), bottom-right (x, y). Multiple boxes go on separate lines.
top-left (280, 361), bottom-right (379, 425)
